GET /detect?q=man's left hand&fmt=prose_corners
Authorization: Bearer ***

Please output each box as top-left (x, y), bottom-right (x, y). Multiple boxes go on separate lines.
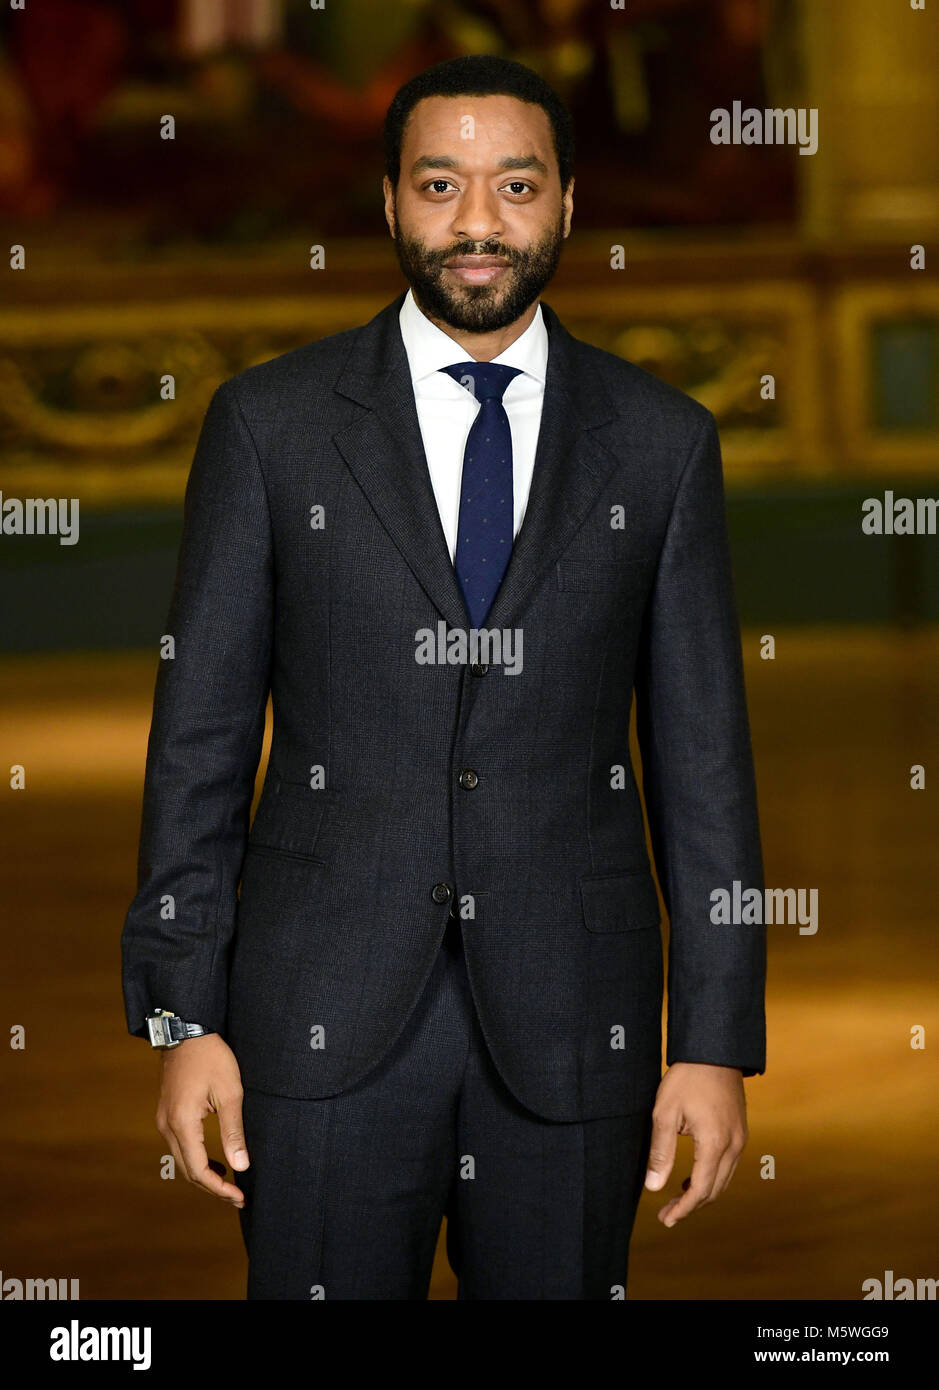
top-left (643, 1062), bottom-right (749, 1227)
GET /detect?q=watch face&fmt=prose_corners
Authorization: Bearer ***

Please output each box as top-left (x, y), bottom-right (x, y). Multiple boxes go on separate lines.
top-left (148, 1016), bottom-right (174, 1045)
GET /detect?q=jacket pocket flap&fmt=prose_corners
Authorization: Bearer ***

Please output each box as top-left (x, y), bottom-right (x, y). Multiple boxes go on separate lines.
top-left (249, 778), bottom-right (334, 859)
top-left (581, 870), bottom-right (661, 933)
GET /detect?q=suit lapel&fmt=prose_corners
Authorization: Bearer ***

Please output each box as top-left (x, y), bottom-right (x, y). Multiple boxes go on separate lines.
top-left (332, 291), bottom-right (619, 634)
top-left (333, 292), bottom-right (470, 631)
top-left (483, 301), bottom-right (617, 632)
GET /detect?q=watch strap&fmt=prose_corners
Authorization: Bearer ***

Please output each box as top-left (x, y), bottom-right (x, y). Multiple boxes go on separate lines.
top-left (146, 1009), bottom-right (210, 1048)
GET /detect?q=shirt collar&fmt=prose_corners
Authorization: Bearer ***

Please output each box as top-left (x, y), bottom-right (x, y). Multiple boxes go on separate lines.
top-left (398, 286), bottom-right (548, 388)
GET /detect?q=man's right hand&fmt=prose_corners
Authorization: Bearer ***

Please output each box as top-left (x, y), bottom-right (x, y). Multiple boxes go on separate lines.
top-left (156, 1033), bottom-right (248, 1207)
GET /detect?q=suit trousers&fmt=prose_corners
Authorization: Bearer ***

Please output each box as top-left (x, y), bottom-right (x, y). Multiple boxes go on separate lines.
top-left (237, 917), bottom-right (654, 1299)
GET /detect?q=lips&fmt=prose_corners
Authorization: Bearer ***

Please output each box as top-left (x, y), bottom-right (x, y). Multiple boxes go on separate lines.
top-left (443, 254), bottom-right (511, 286)
top-left (444, 255), bottom-right (510, 269)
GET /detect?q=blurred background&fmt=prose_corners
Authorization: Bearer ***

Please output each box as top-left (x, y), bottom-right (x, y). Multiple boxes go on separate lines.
top-left (1, 0), bottom-right (937, 1300)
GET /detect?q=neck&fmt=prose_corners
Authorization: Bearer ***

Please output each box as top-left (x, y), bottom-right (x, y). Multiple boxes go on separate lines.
top-left (412, 292), bottom-right (538, 361)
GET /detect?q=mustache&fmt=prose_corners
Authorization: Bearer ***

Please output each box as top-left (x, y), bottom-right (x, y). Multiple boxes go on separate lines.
top-left (430, 242), bottom-right (521, 266)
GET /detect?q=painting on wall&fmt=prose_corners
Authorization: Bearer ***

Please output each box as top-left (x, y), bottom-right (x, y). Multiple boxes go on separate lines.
top-left (0, 0), bottom-right (799, 250)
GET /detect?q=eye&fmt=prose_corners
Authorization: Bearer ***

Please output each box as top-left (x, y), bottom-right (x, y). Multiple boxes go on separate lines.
top-left (420, 178), bottom-right (536, 196)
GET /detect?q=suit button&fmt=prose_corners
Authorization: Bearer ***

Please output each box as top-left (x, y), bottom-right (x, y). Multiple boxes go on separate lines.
top-left (470, 662), bottom-right (489, 676)
top-left (431, 882), bottom-right (452, 904)
top-left (458, 769), bottom-right (479, 789)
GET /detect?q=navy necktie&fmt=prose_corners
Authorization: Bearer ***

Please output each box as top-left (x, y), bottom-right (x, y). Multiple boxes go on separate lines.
top-left (440, 360), bottom-right (522, 627)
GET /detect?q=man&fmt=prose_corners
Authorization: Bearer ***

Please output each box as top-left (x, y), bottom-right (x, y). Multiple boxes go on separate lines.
top-left (122, 54), bottom-right (765, 1301)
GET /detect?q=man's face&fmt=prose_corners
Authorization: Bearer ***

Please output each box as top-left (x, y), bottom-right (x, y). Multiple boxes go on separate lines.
top-left (383, 93), bottom-right (573, 333)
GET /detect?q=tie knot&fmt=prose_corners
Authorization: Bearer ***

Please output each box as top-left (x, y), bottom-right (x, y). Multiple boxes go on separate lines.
top-left (441, 360), bottom-right (522, 402)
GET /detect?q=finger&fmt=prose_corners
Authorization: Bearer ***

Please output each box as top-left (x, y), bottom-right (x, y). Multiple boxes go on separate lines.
top-left (709, 1143), bottom-right (743, 1203)
top-left (164, 1126), bottom-right (242, 1205)
top-left (161, 1126), bottom-right (187, 1184)
top-left (172, 1112), bottom-right (245, 1206)
top-left (216, 1091), bottom-right (250, 1173)
top-left (644, 1108), bottom-right (678, 1191)
top-left (657, 1194), bottom-right (682, 1224)
top-left (658, 1133), bottom-right (724, 1225)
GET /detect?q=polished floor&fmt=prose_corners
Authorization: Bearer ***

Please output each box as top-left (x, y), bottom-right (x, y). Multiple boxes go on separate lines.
top-left (1, 628), bottom-right (936, 1299)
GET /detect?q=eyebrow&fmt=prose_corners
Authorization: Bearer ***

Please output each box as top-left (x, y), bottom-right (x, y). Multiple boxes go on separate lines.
top-left (410, 153), bottom-right (549, 178)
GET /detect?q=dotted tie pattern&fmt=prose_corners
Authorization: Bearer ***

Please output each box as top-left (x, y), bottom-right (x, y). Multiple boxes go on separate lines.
top-left (440, 361), bottom-right (523, 628)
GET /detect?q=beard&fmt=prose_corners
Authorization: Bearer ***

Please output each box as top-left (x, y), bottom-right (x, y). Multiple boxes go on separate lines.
top-left (391, 204), bottom-right (567, 333)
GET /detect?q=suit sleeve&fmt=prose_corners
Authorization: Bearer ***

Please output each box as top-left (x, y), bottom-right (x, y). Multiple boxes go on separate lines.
top-left (121, 381), bottom-right (274, 1038)
top-left (635, 409), bottom-right (766, 1076)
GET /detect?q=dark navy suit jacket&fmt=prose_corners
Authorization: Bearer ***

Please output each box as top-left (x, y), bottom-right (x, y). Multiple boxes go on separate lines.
top-left (121, 290), bottom-right (766, 1121)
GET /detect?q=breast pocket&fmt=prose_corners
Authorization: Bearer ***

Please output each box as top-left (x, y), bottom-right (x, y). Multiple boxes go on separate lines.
top-left (556, 558), bottom-right (651, 595)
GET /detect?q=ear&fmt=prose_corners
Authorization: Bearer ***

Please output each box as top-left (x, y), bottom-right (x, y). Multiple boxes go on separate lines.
top-left (562, 178), bottom-right (574, 238)
top-left (382, 176), bottom-right (397, 238)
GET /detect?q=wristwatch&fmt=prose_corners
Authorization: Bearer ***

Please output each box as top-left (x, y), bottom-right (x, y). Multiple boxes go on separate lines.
top-left (146, 1008), bottom-right (211, 1049)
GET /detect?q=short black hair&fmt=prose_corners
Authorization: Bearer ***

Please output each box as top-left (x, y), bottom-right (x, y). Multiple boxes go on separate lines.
top-left (384, 55), bottom-right (574, 193)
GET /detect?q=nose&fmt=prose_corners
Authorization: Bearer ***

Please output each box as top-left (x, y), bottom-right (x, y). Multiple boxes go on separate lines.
top-left (451, 184), bottom-right (504, 247)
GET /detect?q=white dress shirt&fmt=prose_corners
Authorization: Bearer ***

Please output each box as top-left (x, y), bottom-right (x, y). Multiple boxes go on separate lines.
top-left (398, 287), bottom-right (548, 564)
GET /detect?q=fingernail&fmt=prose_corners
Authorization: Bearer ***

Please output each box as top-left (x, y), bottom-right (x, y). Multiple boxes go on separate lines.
top-left (645, 1170), bottom-right (663, 1190)
top-left (232, 1150), bottom-right (249, 1169)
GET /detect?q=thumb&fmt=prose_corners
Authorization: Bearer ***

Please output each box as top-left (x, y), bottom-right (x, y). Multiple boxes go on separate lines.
top-left (217, 1094), bottom-right (250, 1172)
top-left (644, 1111), bottom-right (677, 1191)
